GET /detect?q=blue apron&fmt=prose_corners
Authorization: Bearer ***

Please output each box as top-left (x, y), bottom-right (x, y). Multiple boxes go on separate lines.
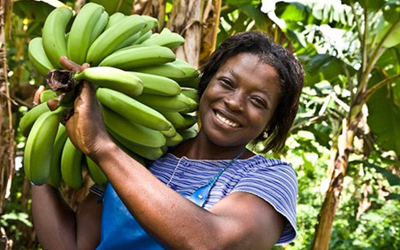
top-left (96, 167), bottom-right (229, 250)
top-left (96, 153), bottom-right (242, 250)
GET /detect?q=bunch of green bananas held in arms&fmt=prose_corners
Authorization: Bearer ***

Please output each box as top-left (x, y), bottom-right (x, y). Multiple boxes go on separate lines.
top-left (22, 2), bottom-right (200, 189)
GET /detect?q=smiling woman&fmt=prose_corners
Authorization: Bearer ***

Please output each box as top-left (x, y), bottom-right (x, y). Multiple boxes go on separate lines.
top-left (199, 32), bottom-right (304, 153)
top-left (198, 53), bottom-right (281, 149)
top-left (31, 31), bottom-right (304, 250)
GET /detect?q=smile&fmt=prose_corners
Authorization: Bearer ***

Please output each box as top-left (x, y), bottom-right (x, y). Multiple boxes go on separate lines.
top-left (215, 112), bottom-right (240, 128)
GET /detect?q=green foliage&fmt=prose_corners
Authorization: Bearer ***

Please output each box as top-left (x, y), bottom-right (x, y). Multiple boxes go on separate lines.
top-left (89, 0), bottom-right (134, 15)
top-left (329, 158), bottom-right (400, 249)
top-left (4, 0), bottom-right (400, 249)
top-left (367, 74), bottom-right (400, 155)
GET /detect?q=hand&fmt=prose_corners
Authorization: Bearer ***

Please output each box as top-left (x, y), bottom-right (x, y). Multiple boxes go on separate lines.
top-left (33, 57), bottom-right (111, 157)
top-left (59, 57), bottom-right (111, 157)
top-left (32, 56), bottom-right (88, 109)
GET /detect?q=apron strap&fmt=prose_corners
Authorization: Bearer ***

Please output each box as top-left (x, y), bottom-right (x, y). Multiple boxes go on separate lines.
top-left (186, 150), bottom-right (245, 207)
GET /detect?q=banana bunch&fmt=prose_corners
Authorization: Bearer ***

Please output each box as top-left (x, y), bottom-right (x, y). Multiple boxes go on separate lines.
top-left (23, 3), bottom-right (201, 189)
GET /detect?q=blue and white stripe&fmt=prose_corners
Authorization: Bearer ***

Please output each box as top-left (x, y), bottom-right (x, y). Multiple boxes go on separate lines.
top-left (148, 153), bottom-right (298, 245)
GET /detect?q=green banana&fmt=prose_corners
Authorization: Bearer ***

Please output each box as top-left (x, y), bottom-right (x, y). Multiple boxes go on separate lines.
top-left (104, 12), bottom-right (125, 30)
top-left (87, 15), bottom-right (146, 66)
top-left (90, 11), bottom-right (109, 45)
top-left (47, 124), bottom-right (68, 188)
top-left (67, 3), bottom-right (104, 65)
top-left (172, 59), bottom-right (200, 78)
top-left (159, 111), bottom-right (186, 129)
top-left (160, 125), bottom-right (177, 138)
top-left (165, 132), bottom-right (183, 147)
top-left (114, 32), bottom-right (141, 51)
top-left (181, 97), bottom-right (198, 113)
top-left (177, 77), bottom-right (200, 89)
top-left (96, 88), bottom-right (171, 131)
top-left (109, 130), bottom-right (164, 160)
top-left (109, 136), bottom-right (147, 166)
top-left (23, 107), bottom-right (64, 185)
top-left (179, 127), bottom-right (198, 141)
top-left (113, 16), bottom-right (157, 50)
top-left (74, 67), bottom-right (143, 97)
top-left (133, 62), bottom-right (187, 81)
top-left (133, 93), bottom-right (197, 112)
top-left (19, 102), bottom-right (50, 137)
top-left (129, 72), bottom-right (181, 96)
top-left (61, 138), bottom-right (83, 189)
top-left (100, 105), bottom-right (166, 148)
top-left (133, 30), bottom-right (153, 45)
top-left (99, 45), bottom-right (175, 70)
top-left (40, 89), bottom-right (58, 103)
top-left (182, 114), bottom-right (198, 128)
top-left (159, 111), bottom-right (197, 130)
top-left (143, 28), bottom-right (185, 50)
top-left (42, 7), bottom-right (73, 69)
top-left (28, 37), bottom-right (55, 76)
top-left (140, 16), bottom-right (158, 34)
top-left (86, 156), bottom-right (107, 188)
top-left (181, 88), bottom-right (199, 102)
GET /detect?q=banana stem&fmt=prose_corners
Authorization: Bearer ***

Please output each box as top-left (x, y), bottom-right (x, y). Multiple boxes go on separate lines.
top-left (46, 69), bottom-right (78, 93)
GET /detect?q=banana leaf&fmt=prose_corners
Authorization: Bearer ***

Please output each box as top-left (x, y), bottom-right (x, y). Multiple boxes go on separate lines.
top-left (367, 71), bottom-right (400, 156)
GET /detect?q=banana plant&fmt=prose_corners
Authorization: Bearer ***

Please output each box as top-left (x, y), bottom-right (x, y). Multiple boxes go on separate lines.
top-left (272, 0), bottom-right (400, 249)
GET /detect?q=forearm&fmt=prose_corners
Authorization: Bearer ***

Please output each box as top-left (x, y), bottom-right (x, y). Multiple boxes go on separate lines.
top-left (31, 184), bottom-right (102, 250)
top-left (31, 184), bottom-right (77, 249)
top-left (91, 142), bottom-right (231, 250)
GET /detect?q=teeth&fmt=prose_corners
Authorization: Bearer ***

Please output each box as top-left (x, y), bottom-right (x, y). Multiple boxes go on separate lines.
top-left (216, 112), bottom-right (239, 128)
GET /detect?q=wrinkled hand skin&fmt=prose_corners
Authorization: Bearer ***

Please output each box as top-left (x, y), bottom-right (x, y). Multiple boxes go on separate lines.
top-left (60, 57), bottom-right (111, 158)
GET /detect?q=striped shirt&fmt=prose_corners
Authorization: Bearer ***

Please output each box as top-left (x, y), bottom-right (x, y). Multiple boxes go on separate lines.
top-left (148, 153), bottom-right (298, 245)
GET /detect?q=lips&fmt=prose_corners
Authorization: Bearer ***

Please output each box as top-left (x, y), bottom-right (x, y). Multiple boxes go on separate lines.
top-left (214, 110), bottom-right (241, 128)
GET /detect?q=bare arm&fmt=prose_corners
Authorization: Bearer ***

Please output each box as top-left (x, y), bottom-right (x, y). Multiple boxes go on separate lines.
top-left (61, 56), bottom-right (286, 249)
top-left (31, 184), bottom-right (102, 250)
top-left (89, 143), bottom-right (284, 250)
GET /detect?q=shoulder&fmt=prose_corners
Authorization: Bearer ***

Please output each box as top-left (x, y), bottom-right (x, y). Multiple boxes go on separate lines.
top-left (232, 155), bottom-right (298, 245)
top-left (234, 154), bottom-right (297, 195)
top-left (239, 155), bottom-right (297, 184)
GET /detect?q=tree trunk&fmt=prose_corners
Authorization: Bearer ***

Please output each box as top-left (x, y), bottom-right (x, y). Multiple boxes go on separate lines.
top-left (311, 113), bottom-right (361, 249)
top-left (199, 0), bottom-right (222, 66)
top-left (0, 0), bottom-right (14, 249)
top-left (167, 0), bottom-right (204, 68)
top-left (0, 0), bottom-right (13, 214)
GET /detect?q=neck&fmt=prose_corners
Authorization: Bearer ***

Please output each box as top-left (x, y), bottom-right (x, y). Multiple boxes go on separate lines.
top-left (172, 130), bottom-right (252, 160)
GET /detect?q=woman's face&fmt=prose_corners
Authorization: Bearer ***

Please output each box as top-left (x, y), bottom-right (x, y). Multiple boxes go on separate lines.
top-left (198, 53), bottom-right (281, 148)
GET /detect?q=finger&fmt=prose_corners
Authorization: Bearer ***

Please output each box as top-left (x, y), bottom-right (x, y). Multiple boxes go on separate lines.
top-left (64, 112), bottom-right (76, 140)
top-left (59, 56), bottom-right (81, 72)
top-left (61, 109), bottom-right (74, 125)
top-left (74, 81), bottom-right (95, 104)
top-left (81, 63), bottom-right (90, 71)
top-left (33, 85), bottom-right (45, 106)
top-left (82, 81), bottom-right (96, 96)
top-left (47, 99), bottom-right (60, 111)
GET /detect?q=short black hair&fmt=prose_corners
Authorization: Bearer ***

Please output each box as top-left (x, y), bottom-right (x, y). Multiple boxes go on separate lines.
top-left (198, 31), bottom-right (304, 153)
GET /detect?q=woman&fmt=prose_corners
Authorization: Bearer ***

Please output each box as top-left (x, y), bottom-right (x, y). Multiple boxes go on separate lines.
top-left (31, 31), bottom-right (304, 249)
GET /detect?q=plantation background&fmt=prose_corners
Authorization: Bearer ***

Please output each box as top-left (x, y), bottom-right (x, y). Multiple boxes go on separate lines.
top-left (1, 0), bottom-right (399, 249)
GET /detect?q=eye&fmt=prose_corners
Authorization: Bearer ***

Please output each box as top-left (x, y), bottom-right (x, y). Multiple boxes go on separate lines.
top-left (219, 78), bottom-right (233, 88)
top-left (251, 96), bottom-right (268, 109)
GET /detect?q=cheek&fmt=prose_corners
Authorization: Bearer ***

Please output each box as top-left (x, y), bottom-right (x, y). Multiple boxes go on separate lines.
top-left (250, 110), bottom-right (273, 134)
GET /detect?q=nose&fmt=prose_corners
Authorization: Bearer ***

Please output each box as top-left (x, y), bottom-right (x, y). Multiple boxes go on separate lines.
top-left (224, 91), bottom-right (245, 112)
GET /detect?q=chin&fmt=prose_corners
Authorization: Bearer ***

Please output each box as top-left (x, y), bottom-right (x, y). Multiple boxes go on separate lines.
top-left (204, 130), bottom-right (248, 148)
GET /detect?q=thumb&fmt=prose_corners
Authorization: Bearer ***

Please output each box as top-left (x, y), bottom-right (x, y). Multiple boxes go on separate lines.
top-left (46, 99), bottom-right (60, 111)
